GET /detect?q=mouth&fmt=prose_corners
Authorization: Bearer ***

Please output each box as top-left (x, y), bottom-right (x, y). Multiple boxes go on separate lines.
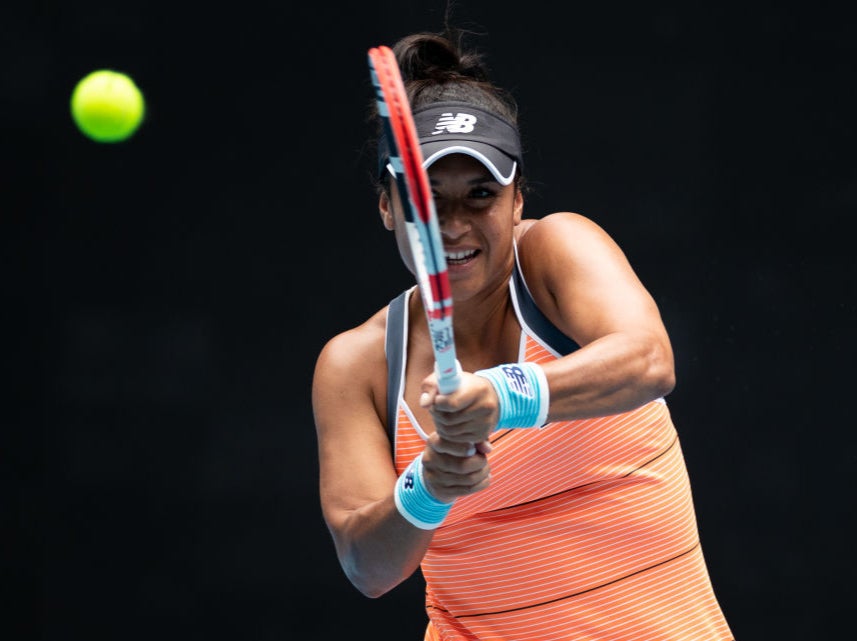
top-left (445, 249), bottom-right (479, 265)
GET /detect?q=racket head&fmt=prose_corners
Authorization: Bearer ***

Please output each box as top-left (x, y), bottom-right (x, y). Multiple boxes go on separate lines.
top-left (368, 46), bottom-right (460, 392)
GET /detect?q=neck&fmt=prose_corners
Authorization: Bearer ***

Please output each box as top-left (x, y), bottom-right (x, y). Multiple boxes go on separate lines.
top-left (451, 278), bottom-right (520, 369)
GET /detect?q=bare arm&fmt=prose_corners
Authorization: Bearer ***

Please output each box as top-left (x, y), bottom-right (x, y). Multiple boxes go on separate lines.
top-left (312, 314), bottom-right (489, 597)
top-left (519, 212), bottom-right (675, 419)
top-left (426, 212), bottom-right (675, 443)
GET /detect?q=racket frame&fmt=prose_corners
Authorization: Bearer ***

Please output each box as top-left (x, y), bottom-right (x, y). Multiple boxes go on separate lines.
top-left (368, 45), bottom-right (461, 394)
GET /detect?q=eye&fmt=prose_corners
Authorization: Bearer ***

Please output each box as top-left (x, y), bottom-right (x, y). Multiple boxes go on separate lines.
top-left (430, 182), bottom-right (501, 211)
top-left (468, 185), bottom-right (497, 199)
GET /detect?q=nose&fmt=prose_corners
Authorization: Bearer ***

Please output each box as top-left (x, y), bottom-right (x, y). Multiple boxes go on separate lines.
top-left (438, 207), bottom-right (470, 240)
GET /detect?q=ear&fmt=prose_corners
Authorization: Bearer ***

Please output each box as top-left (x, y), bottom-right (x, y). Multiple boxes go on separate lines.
top-left (379, 191), bottom-right (395, 230)
top-left (512, 188), bottom-right (524, 225)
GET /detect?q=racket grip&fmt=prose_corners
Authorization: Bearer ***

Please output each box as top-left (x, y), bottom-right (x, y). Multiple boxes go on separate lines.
top-left (436, 359), bottom-right (462, 394)
top-left (435, 360), bottom-right (475, 456)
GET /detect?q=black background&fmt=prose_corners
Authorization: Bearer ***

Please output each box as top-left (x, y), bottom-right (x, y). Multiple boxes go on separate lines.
top-left (5, 2), bottom-right (856, 639)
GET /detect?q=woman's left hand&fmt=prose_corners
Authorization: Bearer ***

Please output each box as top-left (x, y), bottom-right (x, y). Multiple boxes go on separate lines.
top-left (420, 371), bottom-right (500, 445)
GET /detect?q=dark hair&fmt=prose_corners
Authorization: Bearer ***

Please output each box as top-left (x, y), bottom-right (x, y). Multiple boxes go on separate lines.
top-left (369, 29), bottom-right (524, 193)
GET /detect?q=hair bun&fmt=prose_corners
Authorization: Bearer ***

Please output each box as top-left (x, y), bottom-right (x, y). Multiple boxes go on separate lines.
top-left (394, 32), bottom-right (488, 83)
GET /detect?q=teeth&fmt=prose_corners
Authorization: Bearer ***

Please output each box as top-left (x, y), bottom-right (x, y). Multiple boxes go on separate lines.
top-left (446, 250), bottom-right (475, 260)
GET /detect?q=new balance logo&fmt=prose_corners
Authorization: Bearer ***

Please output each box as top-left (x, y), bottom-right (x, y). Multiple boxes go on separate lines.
top-left (431, 112), bottom-right (477, 135)
top-left (501, 365), bottom-right (533, 397)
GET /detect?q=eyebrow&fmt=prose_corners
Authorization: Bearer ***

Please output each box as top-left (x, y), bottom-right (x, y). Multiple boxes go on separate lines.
top-left (429, 175), bottom-right (498, 187)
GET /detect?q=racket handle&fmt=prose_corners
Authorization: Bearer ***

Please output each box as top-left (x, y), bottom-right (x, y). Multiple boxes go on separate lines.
top-left (435, 359), bottom-right (462, 395)
top-left (435, 360), bottom-right (474, 456)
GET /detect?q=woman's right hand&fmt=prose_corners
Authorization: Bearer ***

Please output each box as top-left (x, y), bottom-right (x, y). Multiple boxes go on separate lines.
top-left (420, 433), bottom-right (492, 503)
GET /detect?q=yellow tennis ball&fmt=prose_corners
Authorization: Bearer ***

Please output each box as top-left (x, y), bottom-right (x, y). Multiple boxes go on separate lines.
top-left (70, 69), bottom-right (145, 143)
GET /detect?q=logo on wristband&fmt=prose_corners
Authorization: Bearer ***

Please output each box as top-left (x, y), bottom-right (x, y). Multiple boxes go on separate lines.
top-left (500, 365), bottom-right (533, 397)
top-left (403, 470), bottom-right (415, 490)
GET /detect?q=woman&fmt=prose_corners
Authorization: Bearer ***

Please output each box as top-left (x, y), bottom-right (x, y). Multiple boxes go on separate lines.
top-left (312, 29), bottom-right (734, 641)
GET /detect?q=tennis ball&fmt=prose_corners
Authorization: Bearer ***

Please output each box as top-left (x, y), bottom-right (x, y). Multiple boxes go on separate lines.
top-left (70, 69), bottom-right (145, 143)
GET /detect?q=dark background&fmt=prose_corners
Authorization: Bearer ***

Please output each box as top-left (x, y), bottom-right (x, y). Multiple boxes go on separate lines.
top-left (4, 1), bottom-right (855, 639)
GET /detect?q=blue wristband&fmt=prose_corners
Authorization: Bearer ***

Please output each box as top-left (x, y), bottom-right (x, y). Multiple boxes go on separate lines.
top-left (394, 453), bottom-right (454, 530)
top-left (474, 362), bottom-right (550, 429)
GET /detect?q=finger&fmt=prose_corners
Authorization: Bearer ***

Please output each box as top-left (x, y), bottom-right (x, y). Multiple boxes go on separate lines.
top-left (434, 427), bottom-right (479, 445)
top-left (474, 440), bottom-right (493, 454)
top-left (434, 416), bottom-right (495, 445)
top-left (428, 433), bottom-right (480, 458)
top-left (419, 371), bottom-right (439, 405)
top-left (430, 402), bottom-right (495, 427)
top-left (428, 437), bottom-right (478, 457)
top-left (426, 468), bottom-right (492, 499)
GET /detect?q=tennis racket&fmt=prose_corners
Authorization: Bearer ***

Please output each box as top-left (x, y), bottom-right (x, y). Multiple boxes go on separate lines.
top-left (368, 45), bottom-right (461, 394)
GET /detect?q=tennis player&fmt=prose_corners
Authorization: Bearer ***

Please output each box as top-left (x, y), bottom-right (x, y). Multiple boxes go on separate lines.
top-left (312, 28), bottom-right (735, 641)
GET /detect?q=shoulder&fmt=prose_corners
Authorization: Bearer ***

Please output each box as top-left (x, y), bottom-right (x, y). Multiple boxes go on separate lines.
top-left (312, 303), bottom-right (401, 487)
top-left (513, 213), bottom-right (640, 336)
top-left (517, 212), bottom-right (611, 246)
top-left (312, 303), bottom-right (393, 416)
top-left (315, 306), bottom-right (388, 378)
top-left (517, 212), bottom-right (627, 270)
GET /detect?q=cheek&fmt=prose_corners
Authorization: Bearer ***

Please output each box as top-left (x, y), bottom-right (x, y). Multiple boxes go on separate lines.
top-left (394, 223), bottom-right (418, 274)
top-left (482, 204), bottom-right (519, 250)
top-left (487, 200), bottom-right (519, 232)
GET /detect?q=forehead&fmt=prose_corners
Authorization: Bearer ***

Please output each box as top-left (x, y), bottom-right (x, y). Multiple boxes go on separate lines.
top-left (427, 153), bottom-right (495, 181)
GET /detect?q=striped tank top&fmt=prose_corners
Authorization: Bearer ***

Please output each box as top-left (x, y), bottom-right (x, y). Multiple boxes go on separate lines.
top-left (385, 256), bottom-right (734, 641)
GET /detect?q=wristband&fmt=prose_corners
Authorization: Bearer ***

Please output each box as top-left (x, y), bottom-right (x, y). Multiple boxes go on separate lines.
top-left (474, 362), bottom-right (550, 429)
top-left (394, 453), bottom-right (454, 530)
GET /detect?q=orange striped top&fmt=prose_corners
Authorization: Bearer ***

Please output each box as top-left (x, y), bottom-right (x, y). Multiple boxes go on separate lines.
top-left (388, 289), bottom-right (734, 640)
